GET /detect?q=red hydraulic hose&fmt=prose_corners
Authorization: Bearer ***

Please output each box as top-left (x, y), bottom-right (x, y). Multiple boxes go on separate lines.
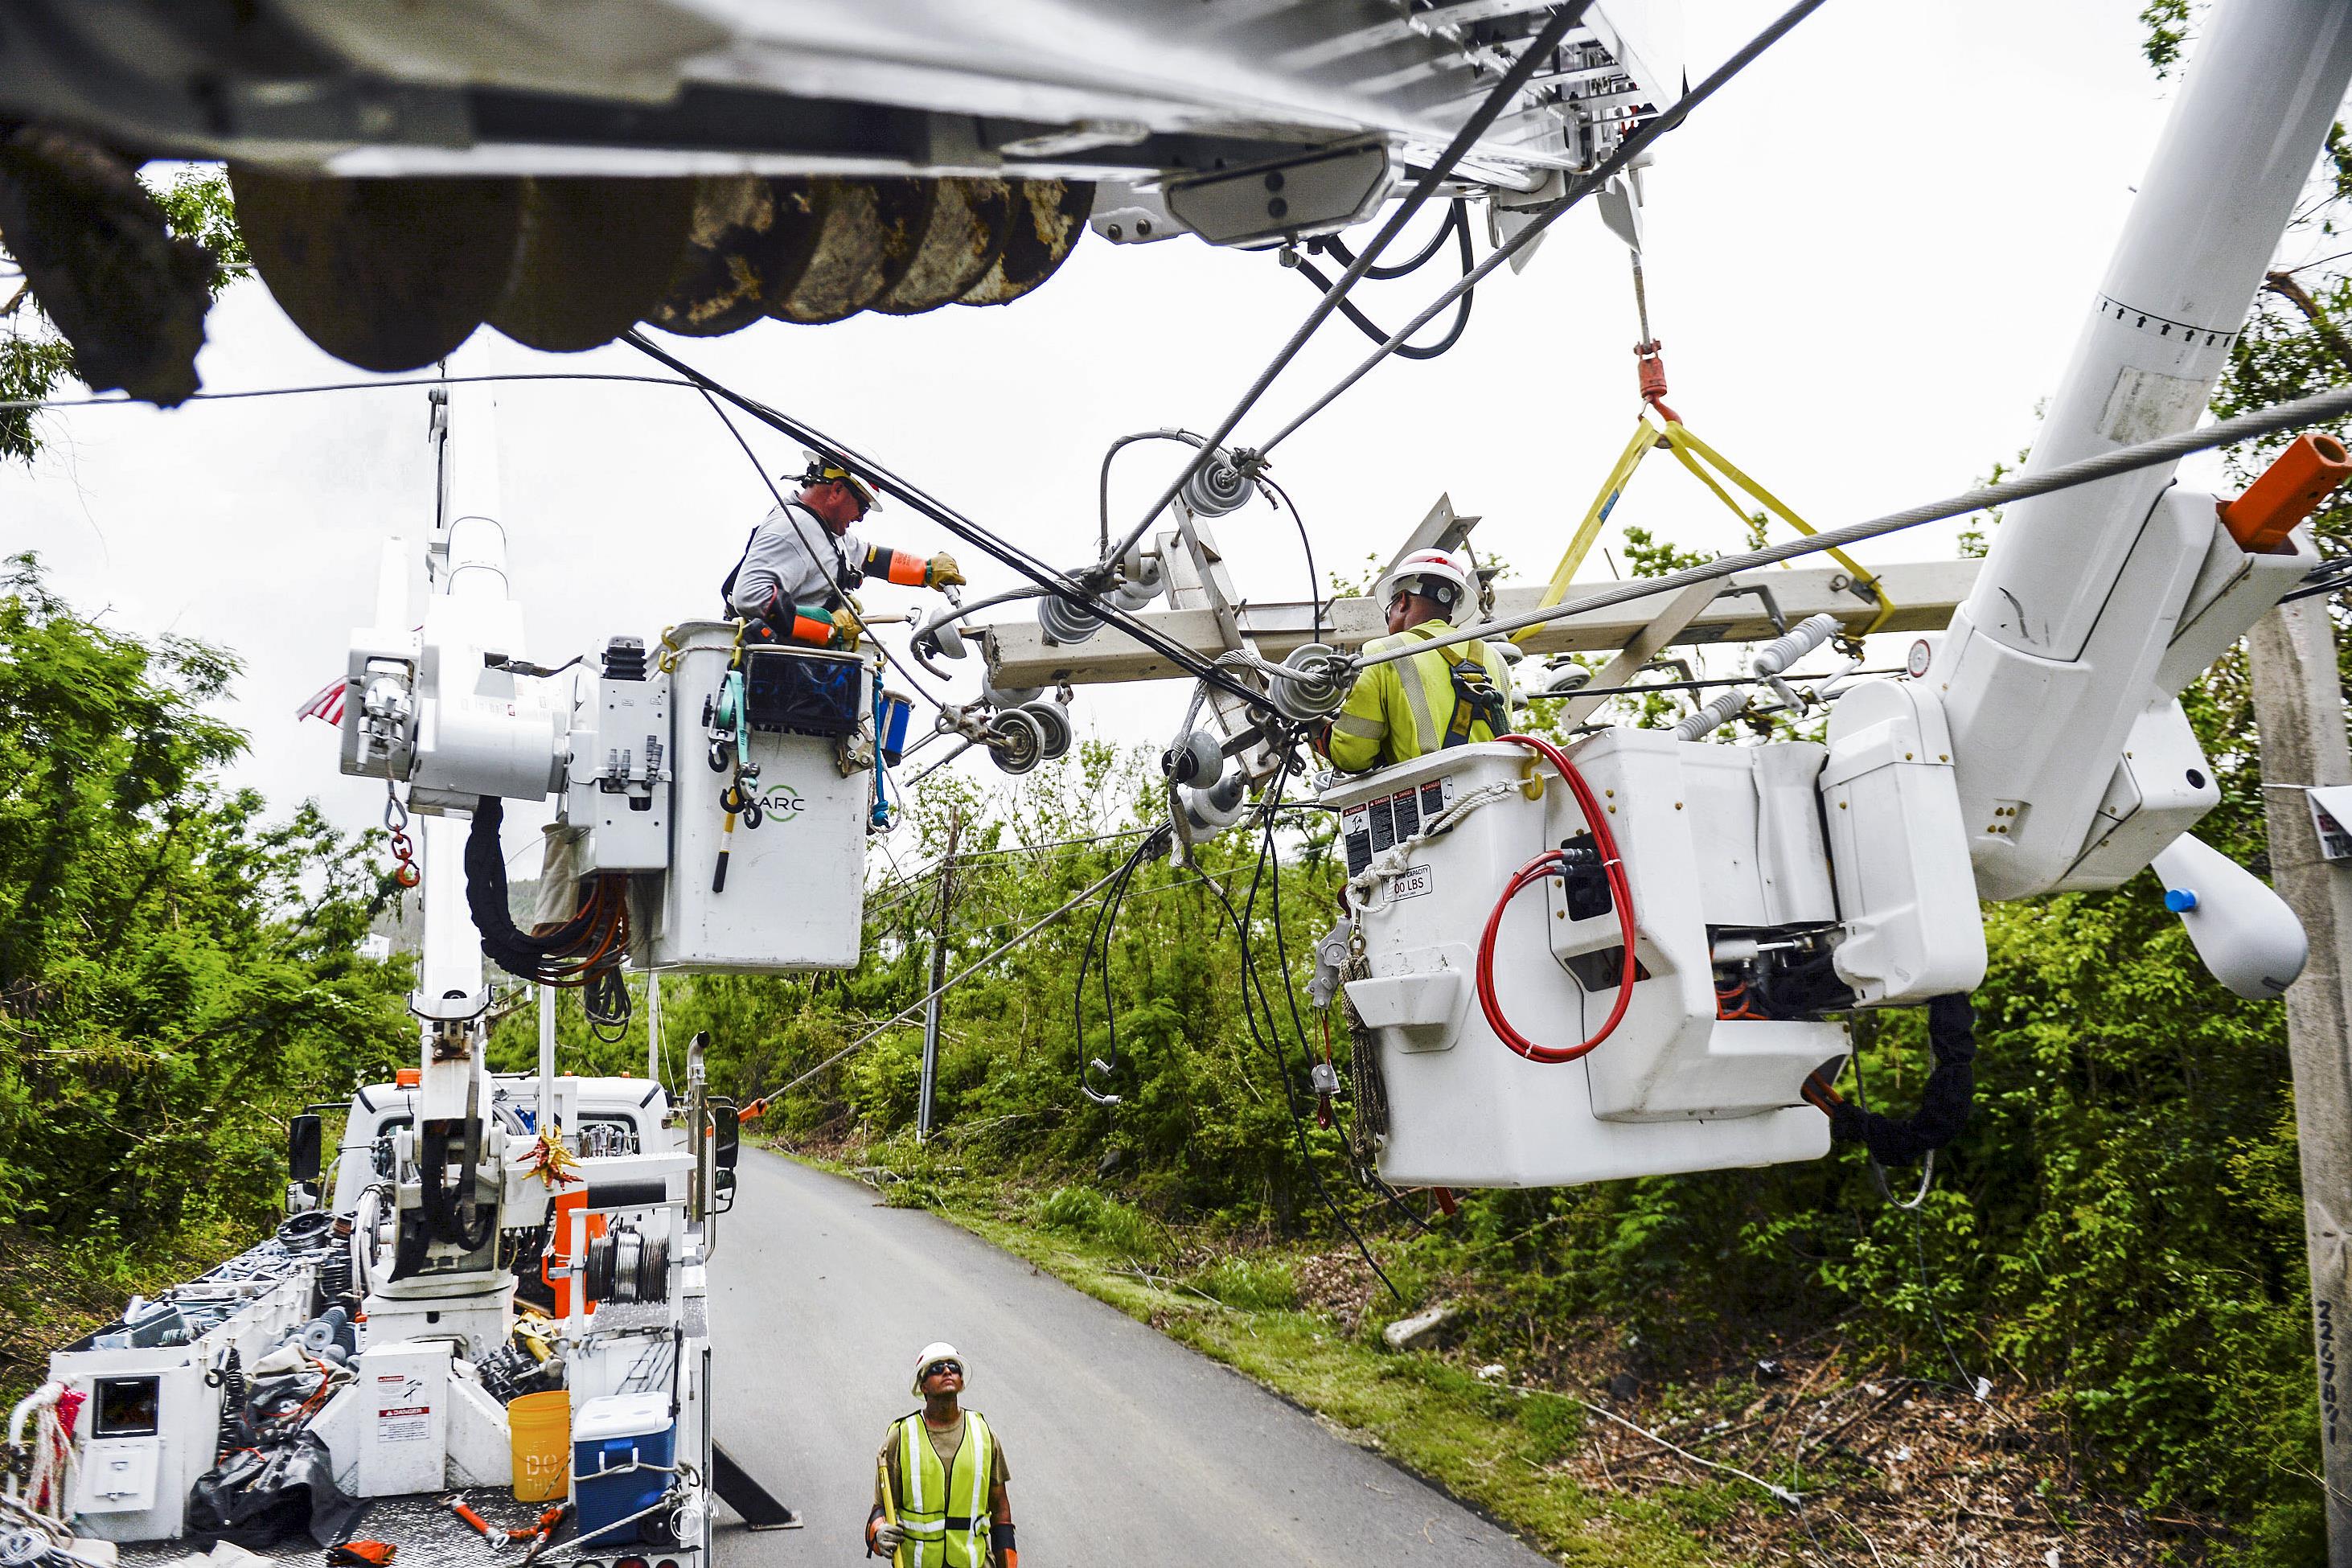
top-left (1475, 734), bottom-right (1640, 1063)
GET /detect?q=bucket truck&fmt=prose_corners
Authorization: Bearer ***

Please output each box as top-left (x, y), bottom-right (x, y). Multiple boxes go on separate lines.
top-left (8, 371), bottom-right (778, 1566)
top-left (1287, 0), bottom-right (2350, 1189)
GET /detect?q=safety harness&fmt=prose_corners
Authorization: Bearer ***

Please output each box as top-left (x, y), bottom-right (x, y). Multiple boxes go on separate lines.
top-left (1443, 655), bottom-right (1508, 748)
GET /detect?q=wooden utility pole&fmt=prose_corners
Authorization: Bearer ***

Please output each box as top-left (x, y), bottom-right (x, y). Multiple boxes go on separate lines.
top-left (2248, 592), bottom-right (2352, 1562)
top-left (916, 810), bottom-right (961, 1143)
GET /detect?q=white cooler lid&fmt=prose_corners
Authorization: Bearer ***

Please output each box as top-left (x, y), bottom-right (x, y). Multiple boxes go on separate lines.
top-left (573, 1392), bottom-right (674, 1443)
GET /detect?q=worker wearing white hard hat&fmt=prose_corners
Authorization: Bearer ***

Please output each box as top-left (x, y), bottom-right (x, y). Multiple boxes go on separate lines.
top-left (866, 1342), bottom-right (1017, 1567)
top-left (1320, 548), bottom-right (1515, 772)
top-left (722, 450), bottom-right (965, 651)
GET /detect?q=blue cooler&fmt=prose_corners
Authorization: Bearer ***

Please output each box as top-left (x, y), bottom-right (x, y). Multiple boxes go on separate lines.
top-left (573, 1393), bottom-right (677, 1545)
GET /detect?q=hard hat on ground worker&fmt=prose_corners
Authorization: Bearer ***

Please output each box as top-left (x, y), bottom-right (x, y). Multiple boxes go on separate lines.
top-left (799, 449), bottom-right (881, 512)
top-left (911, 1341), bottom-right (966, 1395)
top-left (1373, 548), bottom-right (1475, 615)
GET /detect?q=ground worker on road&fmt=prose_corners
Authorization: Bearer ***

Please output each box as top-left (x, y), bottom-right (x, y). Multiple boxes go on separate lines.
top-left (1320, 548), bottom-right (1514, 772)
top-left (864, 1342), bottom-right (1016, 1567)
top-left (721, 451), bottom-right (963, 649)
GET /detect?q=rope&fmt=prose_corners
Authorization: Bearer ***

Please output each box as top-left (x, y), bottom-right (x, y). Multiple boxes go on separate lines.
top-left (1356, 376), bottom-right (2352, 671)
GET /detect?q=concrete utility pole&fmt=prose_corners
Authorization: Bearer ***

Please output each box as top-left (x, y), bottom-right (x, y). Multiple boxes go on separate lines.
top-left (916, 810), bottom-right (962, 1143)
top-left (2248, 592), bottom-right (2352, 1562)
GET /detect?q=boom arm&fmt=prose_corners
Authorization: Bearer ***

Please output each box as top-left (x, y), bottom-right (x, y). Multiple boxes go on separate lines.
top-left (1939, 0), bottom-right (2352, 900)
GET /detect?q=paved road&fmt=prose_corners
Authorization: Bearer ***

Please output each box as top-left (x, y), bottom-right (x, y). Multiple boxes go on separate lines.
top-left (705, 1148), bottom-right (1548, 1567)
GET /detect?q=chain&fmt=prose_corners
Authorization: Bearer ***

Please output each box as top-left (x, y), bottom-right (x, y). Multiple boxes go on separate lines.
top-left (383, 779), bottom-right (421, 889)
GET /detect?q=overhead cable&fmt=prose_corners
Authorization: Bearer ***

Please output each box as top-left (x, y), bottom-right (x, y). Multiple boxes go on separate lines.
top-left (622, 330), bottom-right (1279, 719)
top-left (1254, 0), bottom-right (1832, 460)
top-left (0, 370), bottom-right (696, 413)
top-left (1098, 0), bottom-right (1597, 569)
top-left (1357, 377), bottom-right (2352, 671)
top-left (753, 861), bottom-right (1232, 1102)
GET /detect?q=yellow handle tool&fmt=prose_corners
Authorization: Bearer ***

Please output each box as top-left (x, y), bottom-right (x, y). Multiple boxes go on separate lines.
top-left (877, 1453), bottom-right (907, 1568)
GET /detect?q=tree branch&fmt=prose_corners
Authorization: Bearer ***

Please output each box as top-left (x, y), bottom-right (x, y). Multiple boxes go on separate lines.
top-left (2264, 269), bottom-right (2352, 375)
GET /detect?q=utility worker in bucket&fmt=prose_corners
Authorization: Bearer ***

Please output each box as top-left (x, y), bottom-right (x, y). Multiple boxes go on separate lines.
top-left (865, 1343), bottom-right (1016, 1567)
top-left (721, 451), bottom-right (965, 649)
top-left (1321, 548), bottom-right (1514, 773)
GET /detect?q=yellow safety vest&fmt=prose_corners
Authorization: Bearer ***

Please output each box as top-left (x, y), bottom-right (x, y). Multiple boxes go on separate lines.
top-left (1328, 620), bottom-right (1513, 773)
top-left (893, 1410), bottom-right (995, 1568)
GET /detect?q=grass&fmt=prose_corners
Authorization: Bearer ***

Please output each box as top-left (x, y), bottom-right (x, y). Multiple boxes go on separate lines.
top-left (786, 1144), bottom-right (1742, 1566)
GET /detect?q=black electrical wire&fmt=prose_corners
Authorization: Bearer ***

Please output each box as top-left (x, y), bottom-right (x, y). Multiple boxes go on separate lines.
top-left (1253, 0), bottom-right (1831, 462)
top-left (1071, 827), bottom-right (1168, 1098)
top-left (1289, 203), bottom-right (1476, 362)
top-left (1098, 429), bottom-right (1206, 559)
top-left (624, 331), bottom-right (1279, 720)
top-left (1100, 0), bottom-right (1598, 569)
top-left (1205, 840), bottom-right (1403, 1303)
top-left (1259, 474), bottom-right (1327, 643)
top-left (1316, 200), bottom-right (1463, 281)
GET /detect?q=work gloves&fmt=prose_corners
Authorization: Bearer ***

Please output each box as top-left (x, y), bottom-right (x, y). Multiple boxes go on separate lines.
top-left (831, 607), bottom-right (863, 651)
top-left (926, 551), bottom-right (965, 589)
top-left (868, 1519), bottom-right (904, 1554)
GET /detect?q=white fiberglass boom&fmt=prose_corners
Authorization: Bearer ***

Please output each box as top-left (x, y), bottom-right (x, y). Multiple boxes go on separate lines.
top-left (1942, 0), bottom-right (2352, 900)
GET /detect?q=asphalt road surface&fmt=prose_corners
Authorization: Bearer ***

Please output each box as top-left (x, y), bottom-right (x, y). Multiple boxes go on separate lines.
top-left (704, 1148), bottom-right (1550, 1567)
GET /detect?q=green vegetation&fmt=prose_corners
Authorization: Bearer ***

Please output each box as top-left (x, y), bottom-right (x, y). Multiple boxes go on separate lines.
top-left (0, 556), bottom-right (413, 1396)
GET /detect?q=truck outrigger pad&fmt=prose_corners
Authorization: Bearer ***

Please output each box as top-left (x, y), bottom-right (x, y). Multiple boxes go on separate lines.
top-left (710, 1444), bottom-right (800, 1531)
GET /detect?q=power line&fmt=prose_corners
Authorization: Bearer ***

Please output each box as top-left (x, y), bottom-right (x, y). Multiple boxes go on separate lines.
top-left (621, 330), bottom-right (1279, 720)
top-left (1253, 0), bottom-right (1830, 460)
top-left (753, 860), bottom-right (1233, 1102)
top-left (0, 370), bottom-right (696, 413)
top-left (1098, 0), bottom-right (1597, 569)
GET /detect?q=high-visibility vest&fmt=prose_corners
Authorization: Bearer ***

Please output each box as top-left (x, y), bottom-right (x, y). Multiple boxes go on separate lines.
top-left (893, 1410), bottom-right (995, 1568)
top-left (1327, 620), bottom-right (1513, 772)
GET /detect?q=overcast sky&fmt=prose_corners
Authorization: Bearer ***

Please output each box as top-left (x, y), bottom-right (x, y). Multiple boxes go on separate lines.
top-left (1, 0), bottom-right (2196, 862)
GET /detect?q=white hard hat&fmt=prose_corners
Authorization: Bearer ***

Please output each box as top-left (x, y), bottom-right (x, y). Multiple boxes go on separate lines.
top-left (911, 1342), bottom-right (966, 1395)
top-left (1373, 548), bottom-right (1475, 614)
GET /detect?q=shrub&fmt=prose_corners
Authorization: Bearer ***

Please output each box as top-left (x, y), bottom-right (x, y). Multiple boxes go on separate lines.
top-left (1034, 1186), bottom-right (1164, 1262)
top-left (1196, 1255), bottom-right (1299, 1311)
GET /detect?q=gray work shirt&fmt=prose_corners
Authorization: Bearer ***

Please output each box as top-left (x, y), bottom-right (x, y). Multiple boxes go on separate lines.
top-left (726, 503), bottom-right (866, 618)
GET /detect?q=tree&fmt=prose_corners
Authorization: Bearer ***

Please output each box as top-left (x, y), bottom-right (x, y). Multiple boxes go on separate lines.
top-left (0, 555), bottom-right (409, 1257)
top-left (0, 166), bottom-right (245, 464)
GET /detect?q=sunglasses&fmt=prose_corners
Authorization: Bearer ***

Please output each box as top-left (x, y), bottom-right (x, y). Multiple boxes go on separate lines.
top-left (922, 1361), bottom-right (963, 1379)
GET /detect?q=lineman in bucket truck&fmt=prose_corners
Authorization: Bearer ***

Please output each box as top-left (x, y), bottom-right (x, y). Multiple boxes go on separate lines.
top-left (722, 452), bottom-right (964, 646)
top-left (1320, 548), bottom-right (1514, 772)
top-left (866, 1344), bottom-right (1018, 1567)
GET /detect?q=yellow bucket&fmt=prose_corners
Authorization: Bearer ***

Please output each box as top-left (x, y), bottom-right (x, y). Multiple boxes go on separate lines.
top-left (509, 1389), bottom-right (571, 1503)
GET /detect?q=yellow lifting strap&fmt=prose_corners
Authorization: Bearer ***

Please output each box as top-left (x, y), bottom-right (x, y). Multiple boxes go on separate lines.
top-left (1516, 347), bottom-right (1898, 643)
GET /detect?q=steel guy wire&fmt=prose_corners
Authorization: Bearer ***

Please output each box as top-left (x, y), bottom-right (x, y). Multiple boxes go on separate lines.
top-left (1098, 0), bottom-right (1597, 570)
top-left (1354, 377), bottom-right (2352, 671)
top-left (1253, 0), bottom-right (1832, 461)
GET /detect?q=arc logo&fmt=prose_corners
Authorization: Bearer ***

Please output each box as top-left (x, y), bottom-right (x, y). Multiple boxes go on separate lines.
top-left (760, 782), bottom-right (805, 823)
